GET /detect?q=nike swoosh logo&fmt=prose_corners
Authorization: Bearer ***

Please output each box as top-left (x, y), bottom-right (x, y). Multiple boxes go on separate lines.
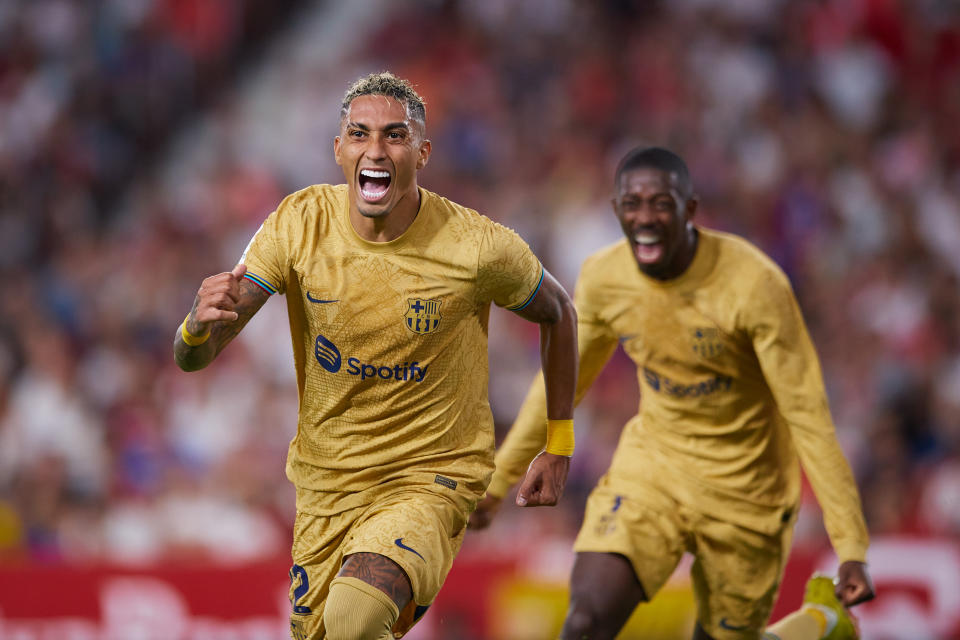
top-left (719, 618), bottom-right (751, 631)
top-left (306, 292), bottom-right (339, 304)
top-left (394, 538), bottom-right (425, 561)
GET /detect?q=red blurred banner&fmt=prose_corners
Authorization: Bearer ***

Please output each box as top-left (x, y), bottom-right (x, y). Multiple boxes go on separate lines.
top-left (0, 536), bottom-right (957, 639)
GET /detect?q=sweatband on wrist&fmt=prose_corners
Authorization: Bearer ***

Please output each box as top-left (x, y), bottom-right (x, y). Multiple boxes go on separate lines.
top-left (545, 419), bottom-right (575, 456)
top-left (180, 315), bottom-right (210, 346)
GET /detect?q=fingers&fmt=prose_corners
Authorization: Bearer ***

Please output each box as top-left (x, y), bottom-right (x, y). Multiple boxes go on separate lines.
top-left (515, 483), bottom-right (532, 507)
top-left (193, 294), bottom-right (240, 324)
top-left (839, 581), bottom-right (875, 606)
top-left (515, 475), bottom-right (535, 506)
top-left (516, 476), bottom-right (560, 507)
top-left (836, 561), bottom-right (875, 607)
top-left (467, 496), bottom-right (502, 530)
top-left (194, 267), bottom-right (247, 326)
top-left (196, 307), bottom-right (240, 323)
top-left (205, 272), bottom-right (243, 303)
top-left (467, 511), bottom-right (490, 530)
top-left (517, 452), bottom-right (569, 507)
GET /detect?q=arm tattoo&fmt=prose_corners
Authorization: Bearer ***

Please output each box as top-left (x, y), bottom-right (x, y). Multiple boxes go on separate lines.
top-left (338, 552), bottom-right (413, 610)
top-left (173, 279), bottom-right (270, 371)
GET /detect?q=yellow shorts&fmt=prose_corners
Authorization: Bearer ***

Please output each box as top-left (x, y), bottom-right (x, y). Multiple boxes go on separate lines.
top-left (573, 479), bottom-right (795, 640)
top-left (288, 490), bottom-right (467, 640)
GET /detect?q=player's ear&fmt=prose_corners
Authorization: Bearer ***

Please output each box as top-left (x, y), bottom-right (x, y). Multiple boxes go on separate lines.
top-left (334, 136), bottom-right (342, 166)
top-left (416, 139), bottom-right (431, 170)
top-left (685, 194), bottom-right (699, 222)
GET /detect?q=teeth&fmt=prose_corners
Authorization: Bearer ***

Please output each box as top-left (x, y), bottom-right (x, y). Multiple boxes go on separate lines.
top-left (361, 188), bottom-right (385, 200)
top-left (360, 169), bottom-right (390, 178)
top-left (635, 233), bottom-right (659, 245)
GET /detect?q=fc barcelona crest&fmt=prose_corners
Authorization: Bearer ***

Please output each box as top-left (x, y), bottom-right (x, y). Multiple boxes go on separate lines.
top-left (405, 298), bottom-right (442, 335)
top-left (692, 327), bottom-right (724, 359)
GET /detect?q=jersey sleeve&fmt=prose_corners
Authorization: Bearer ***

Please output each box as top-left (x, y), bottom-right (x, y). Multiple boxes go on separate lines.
top-left (476, 221), bottom-right (544, 310)
top-left (487, 262), bottom-right (620, 498)
top-left (239, 206), bottom-right (288, 296)
top-left (747, 266), bottom-right (869, 562)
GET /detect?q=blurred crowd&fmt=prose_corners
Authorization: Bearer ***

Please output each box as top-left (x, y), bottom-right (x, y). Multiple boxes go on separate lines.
top-left (1, 0), bottom-right (959, 567)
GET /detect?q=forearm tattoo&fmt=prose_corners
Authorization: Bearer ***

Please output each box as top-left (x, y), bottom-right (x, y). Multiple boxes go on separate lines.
top-left (173, 279), bottom-right (269, 371)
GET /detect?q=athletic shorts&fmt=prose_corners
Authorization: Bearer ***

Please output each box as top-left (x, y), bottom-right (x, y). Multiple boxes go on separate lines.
top-left (573, 478), bottom-right (795, 640)
top-left (288, 490), bottom-right (467, 640)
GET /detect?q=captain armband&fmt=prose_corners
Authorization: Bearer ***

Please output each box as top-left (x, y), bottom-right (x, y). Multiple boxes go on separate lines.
top-left (180, 314), bottom-right (211, 346)
top-left (545, 419), bottom-right (575, 456)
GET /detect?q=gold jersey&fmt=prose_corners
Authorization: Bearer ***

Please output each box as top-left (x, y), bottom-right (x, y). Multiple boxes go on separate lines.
top-left (241, 184), bottom-right (543, 517)
top-left (492, 228), bottom-right (869, 562)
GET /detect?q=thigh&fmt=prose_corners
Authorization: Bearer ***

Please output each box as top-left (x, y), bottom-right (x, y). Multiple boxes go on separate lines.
top-left (573, 480), bottom-right (686, 600)
top-left (289, 509), bottom-right (357, 640)
top-left (345, 490), bottom-right (468, 635)
top-left (691, 515), bottom-right (795, 640)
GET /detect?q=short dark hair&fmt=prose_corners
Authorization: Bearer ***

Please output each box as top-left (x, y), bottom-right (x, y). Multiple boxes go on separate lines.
top-left (614, 146), bottom-right (692, 198)
top-left (340, 71), bottom-right (426, 125)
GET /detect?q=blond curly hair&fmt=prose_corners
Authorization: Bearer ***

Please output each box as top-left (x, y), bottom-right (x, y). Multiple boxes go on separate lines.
top-left (340, 72), bottom-right (426, 125)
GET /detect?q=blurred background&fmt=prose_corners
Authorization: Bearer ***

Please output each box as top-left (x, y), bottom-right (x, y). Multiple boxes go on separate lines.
top-left (1, 0), bottom-right (959, 638)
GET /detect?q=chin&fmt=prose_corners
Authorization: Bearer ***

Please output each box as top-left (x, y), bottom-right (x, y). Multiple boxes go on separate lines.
top-left (637, 261), bottom-right (669, 278)
top-left (358, 203), bottom-right (390, 218)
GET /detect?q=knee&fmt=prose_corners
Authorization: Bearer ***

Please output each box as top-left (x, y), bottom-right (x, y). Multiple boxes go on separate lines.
top-left (562, 602), bottom-right (606, 640)
top-left (324, 577), bottom-right (399, 640)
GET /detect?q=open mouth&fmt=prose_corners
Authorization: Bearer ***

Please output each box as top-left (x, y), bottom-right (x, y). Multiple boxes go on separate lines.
top-left (359, 168), bottom-right (391, 203)
top-left (633, 231), bottom-right (665, 264)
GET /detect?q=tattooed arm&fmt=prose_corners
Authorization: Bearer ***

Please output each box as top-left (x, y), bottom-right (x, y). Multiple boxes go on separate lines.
top-left (174, 264), bottom-right (271, 372)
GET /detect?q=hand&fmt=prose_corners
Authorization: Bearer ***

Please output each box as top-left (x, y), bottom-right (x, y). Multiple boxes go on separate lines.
top-left (187, 264), bottom-right (247, 334)
top-left (836, 560), bottom-right (875, 606)
top-left (467, 494), bottom-right (503, 530)
top-left (516, 452), bottom-right (570, 507)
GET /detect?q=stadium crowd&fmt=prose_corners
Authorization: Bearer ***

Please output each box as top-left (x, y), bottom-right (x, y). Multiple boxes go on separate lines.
top-left (1, 0), bottom-right (959, 568)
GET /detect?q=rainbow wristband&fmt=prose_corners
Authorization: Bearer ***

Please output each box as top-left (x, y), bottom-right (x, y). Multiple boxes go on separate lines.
top-left (180, 315), bottom-right (210, 346)
top-left (545, 419), bottom-right (575, 456)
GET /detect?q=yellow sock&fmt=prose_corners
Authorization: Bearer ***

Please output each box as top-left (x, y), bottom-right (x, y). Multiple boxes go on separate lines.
top-left (764, 608), bottom-right (825, 640)
top-left (324, 576), bottom-right (399, 640)
top-left (805, 608), bottom-right (829, 635)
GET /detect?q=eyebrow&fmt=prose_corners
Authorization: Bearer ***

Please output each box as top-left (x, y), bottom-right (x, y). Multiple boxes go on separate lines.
top-left (346, 121), bottom-right (410, 131)
top-left (620, 191), bottom-right (675, 199)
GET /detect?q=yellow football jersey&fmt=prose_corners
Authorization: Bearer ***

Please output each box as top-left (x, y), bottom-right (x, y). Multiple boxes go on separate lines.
top-left (241, 184), bottom-right (543, 517)
top-left (491, 228), bottom-right (869, 562)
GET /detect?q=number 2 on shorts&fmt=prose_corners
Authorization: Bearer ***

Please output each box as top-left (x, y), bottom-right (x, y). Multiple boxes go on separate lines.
top-left (289, 564), bottom-right (312, 614)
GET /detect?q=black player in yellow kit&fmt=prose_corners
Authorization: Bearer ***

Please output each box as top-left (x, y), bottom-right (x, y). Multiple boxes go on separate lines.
top-left (471, 147), bottom-right (874, 640)
top-left (174, 73), bottom-right (578, 640)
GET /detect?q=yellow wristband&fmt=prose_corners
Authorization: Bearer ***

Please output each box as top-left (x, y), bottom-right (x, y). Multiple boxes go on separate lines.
top-left (545, 419), bottom-right (575, 456)
top-left (180, 315), bottom-right (210, 346)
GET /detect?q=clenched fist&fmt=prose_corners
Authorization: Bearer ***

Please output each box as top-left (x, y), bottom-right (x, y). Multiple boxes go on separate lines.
top-left (186, 264), bottom-right (247, 335)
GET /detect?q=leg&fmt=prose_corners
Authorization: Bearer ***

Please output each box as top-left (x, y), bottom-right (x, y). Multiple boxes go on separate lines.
top-left (338, 491), bottom-right (468, 638)
top-left (764, 612), bottom-right (822, 640)
top-left (689, 512), bottom-right (794, 640)
top-left (323, 552), bottom-right (411, 640)
top-left (289, 510), bottom-right (356, 640)
top-left (693, 622), bottom-right (717, 640)
top-left (765, 575), bottom-right (860, 640)
top-left (566, 481), bottom-right (687, 639)
top-left (338, 552), bottom-right (413, 610)
top-left (561, 552), bottom-right (648, 640)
